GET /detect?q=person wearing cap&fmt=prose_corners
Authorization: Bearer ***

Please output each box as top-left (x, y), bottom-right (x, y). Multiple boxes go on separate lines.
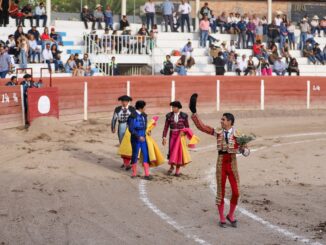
top-left (111, 95), bottom-right (135, 169)
top-left (299, 18), bottom-right (310, 50)
top-left (35, 2), bottom-right (47, 27)
top-left (127, 100), bottom-right (153, 180)
top-left (189, 93), bottom-right (250, 228)
top-left (20, 74), bottom-right (38, 119)
top-left (311, 15), bottom-right (321, 37)
top-left (5, 75), bottom-right (17, 86)
top-left (236, 17), bottom-right (247, 49)
top-left (119, 15), bottom-right (130, 30)
top-left (92, 4), bottom-right (104, 30)
top-left (162, 101), bottom-right (190, 176)
top-left (81, 5), bottom-right (94, 29)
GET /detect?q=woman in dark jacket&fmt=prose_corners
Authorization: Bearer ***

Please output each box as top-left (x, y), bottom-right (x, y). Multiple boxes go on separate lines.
top-left (287, 58), bottom-right (300, 76)
top-left (213, 51), bottom-right (226, 75)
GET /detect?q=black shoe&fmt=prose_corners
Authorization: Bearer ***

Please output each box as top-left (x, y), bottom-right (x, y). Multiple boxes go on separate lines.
top-left (226, 215), bottom-right (237, 228)
top-left (144, 175), bottom-right (153, 181)
top-left (174, 173), bottom-right (181, 177)
top-left (131, 175), bottom-right (137, 179)
top-left (125, 165), bottom-right (131, 171)
top-left (120, 164), bottom-right (125, 169)
top-left (219, 221), bottom-right (227, 228)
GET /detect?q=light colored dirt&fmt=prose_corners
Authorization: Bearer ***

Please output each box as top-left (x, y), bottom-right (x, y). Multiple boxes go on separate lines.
top-left (0, 111), bottom-right (326, 245)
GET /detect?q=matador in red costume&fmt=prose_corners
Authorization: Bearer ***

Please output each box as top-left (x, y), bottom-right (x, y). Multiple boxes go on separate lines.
top-left (189, 94), bottom-right (250, 228)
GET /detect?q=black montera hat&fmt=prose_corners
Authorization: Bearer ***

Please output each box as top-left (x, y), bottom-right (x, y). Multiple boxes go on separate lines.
top-left (23, 74), bottom-right (32, 79)
top-left (170, 101), bottom-right (182, 109)
top-left (118, 95), bottom-right (132, 101)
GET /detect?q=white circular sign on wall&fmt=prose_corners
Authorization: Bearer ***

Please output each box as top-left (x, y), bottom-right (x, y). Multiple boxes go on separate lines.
top-left (38, 96), bottom-right (51, 114)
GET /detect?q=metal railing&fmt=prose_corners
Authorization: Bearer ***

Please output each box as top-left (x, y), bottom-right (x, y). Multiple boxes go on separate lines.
top-left (84, 33), bottom-right (155, 56)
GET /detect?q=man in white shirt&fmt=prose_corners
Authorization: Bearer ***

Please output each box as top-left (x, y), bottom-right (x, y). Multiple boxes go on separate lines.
top-left (34, 2), bottom-right (47, 27)
top-left (42, 43), bottom-right (58, 72)
top-left (274, 14), bottom-right (283, 27)
top-left (178, 0), bottom-right (191, 32)
top-left (144, 0), bottom-right (155, 30)
top-left (235, 54), bottom-right (247, 76)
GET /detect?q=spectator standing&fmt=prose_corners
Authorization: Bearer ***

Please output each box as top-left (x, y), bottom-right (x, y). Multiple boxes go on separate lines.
top-left (281, 41), bottom-right (291, 63)
top-left (273, 57), bottom-right (287, 76)
top-left (279, 21), bottom-right (288, 49)
top-left (104, 5), bottom-right (113, 30)
top-left (299, 18), bottom-right (310, 50)
top-left (274, 14), bottom-right (283, 27)
top-left (235, 54), bottom-right (247, 75)
top-left (119, 15), bottom-right (130, 30)
top-left (42, 42), bottom-right (58, 72)
top-left (109, 56), bottom-right (119, 75)
top-left (200, 2), bottom-right (211, 19)
top-left (144, 0), bottom-right (155, 30)
top-left (92, 4), bottom-right (104, 30)
top-left (261, 16), bottom-right (268, 36)
top-left (255, 21), bottom-right (263, 43)
top-left (175, 55), bottom-right (187, 75)
top-left (178, 0), bottom-right (191, 33)
top-left (35, 2), bottom-right (47, 27)
top-left (21, 3), bottom-right (33, 27)
top-left (287, 58), bottom-right (300, 76)
top-left (161, 0), bottom-right (174, 32)
top-left (199, 15), bottom-right (210, 48)
top-left (311, 15), bottom-right (321, 37)
top-left (236, 17), bottom-right (247, 49)
top-left (209, 11), bottom-right (217, 33)
top-left (18, 36), bottom-right (28, 69)
top-left (287, 21), bottom-right (295, 50)
top-left (0, 44), bottom-right (12, 78)
top-left (213, 51), bottom-right (226, 75)
top-left (160, 55), bottom-right (174, 75)
top-left (81, 5), bottom-right (94, 29)
top-left (246, 18), bottom-right (256, 48)
top-left (267, 20), bottom-right (279, 45)
top-left (0, 0), bottom-right (9, 27)
top-left (28, 34), bottom-right (41, 63)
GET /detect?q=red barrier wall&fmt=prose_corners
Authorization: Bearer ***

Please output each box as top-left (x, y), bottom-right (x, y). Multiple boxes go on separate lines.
top-left (0, 86), bottom-right (23, 128)
top-left (0, 76), bottom-right (326, 128)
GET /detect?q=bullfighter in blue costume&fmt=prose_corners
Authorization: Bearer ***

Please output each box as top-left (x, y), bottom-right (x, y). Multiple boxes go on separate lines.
top-left (127, 100), bottom-right (152, 180)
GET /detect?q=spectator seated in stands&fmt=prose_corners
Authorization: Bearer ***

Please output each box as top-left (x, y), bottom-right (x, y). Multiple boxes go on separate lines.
top-left (260, 57), bottom-right (272, 76)
top-left (175, 55), bottom-right (187, 76)
top-left (213, 51), bottom-right (226, 75)
top-left (21, 3), bottom-right (34, 27)
top-left (321, 17), bottom-right (326, 37)
top-left (92, 4), bottom-right (104, 30)
top-left (181, 41), bottom-right (195, 68)
top-left (28, 34), bottom-right (41, 63)
top-left (14, 25), bottom-right (26, 42)
top-left (268, 41), bottom-right (279, 64)
top-left (273, 57), bottom-right (287, 76)
top-left (50, 27), bottom-right (63, 46)
top-left (81, 5), bottom-right (94, 30)
top-left (64, 54), bottom-right (77, 76)
top-left (137, 24), bottom-right (149, 54)
top-left (28, 26), bottom-right (41, 44)
top-left (109, 56), bottom-right (119, 75)
top-left (313, 43), bottom-right (325, 65)
top-left (104, 5), bottom-right (113, 30)
top-left (235, 54), bottom-right (247, 76)
top-left (42, 42), bottom-right (59, 72)
top-left (6, 34), bottom-right (18, 56)
top-left (51, 44), bottom-right (64, 71)
top-left (34, 2), bottom-right (47, 27)
top-left (6, 76), bottom-right (17, 86)
top-left (76, 63), bottom-right (85, 77)
top-left (160, 55), bottom-right (174, 75)
top-left (303, 40), bottom-right (317, 65)
top-left (244, 55), bottom-right (256, 76)
top-left (287, 58), bottom-right (300, 76)
top-left (120, 15), bottom-right (130, 31)
top-left (216, 12), bottom-right (227, 33)
top-left (40, 27), bottom-right (55, 50)
top-left (81, 53), bottom-right (94, 76)
top-left (8, 0), bottom-right (24, 26)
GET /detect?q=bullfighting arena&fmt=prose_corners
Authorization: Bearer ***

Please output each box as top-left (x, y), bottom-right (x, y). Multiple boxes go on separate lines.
top-left (0, 109), bottom-right (325, 245)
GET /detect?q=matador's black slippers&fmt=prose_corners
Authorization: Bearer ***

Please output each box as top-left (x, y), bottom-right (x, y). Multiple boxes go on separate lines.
top-left (144, 176), bottom-right (153, 181)
top-left (219, 221), bottom-right (227, 228)
top-left (125, 166), bottom-right (132, 171)
top-left (120, 164), bottom-right (125, 169)
top-left (226, 215), bottom-right (238, 228)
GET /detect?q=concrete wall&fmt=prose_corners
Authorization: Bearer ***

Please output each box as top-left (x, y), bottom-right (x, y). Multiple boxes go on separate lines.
top-left (0, 76), bottom-right (326, 129)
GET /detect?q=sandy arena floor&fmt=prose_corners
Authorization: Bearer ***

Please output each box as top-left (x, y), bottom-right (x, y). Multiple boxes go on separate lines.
top-left (0, 110), bottom-right (325, 245)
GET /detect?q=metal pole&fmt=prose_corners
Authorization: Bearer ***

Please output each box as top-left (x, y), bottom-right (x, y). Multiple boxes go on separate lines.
top-left (267, 0), bottom-right (272, 24)
top-left (46, 0), bottom-right (51, 26)
top-left (307, 80), bottom-right (311, 109)
top-left (127, 81), bottom-right (130, 96)
top-left (84, 82), bottom-right (88, 121)
top-left (195, 0), bottom-right (200, 31)
top-left (216, 80), bottom-right (220, 111)
top-left (133, 0), bottom-right (136, 23)
top-left (121, 0), bottom-right (127, 16)
top-left (260, 80), bottom-right (265, 110)
top-left (20, 85), bottom-right (25, 125)
top-left (171, 80), bottom-right (175, 102)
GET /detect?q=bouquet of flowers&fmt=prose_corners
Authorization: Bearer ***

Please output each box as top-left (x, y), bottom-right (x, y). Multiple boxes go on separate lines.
top-left (236, 134), bottom-right (255, 157)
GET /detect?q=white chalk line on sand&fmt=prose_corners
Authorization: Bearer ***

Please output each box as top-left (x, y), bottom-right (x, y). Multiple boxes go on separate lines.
top-left (206, 136), bottom-right (326, 245)
top-left (138, 133), bottom-right (326, 245)
top-left (139, 180), bottom-right (211, 245)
